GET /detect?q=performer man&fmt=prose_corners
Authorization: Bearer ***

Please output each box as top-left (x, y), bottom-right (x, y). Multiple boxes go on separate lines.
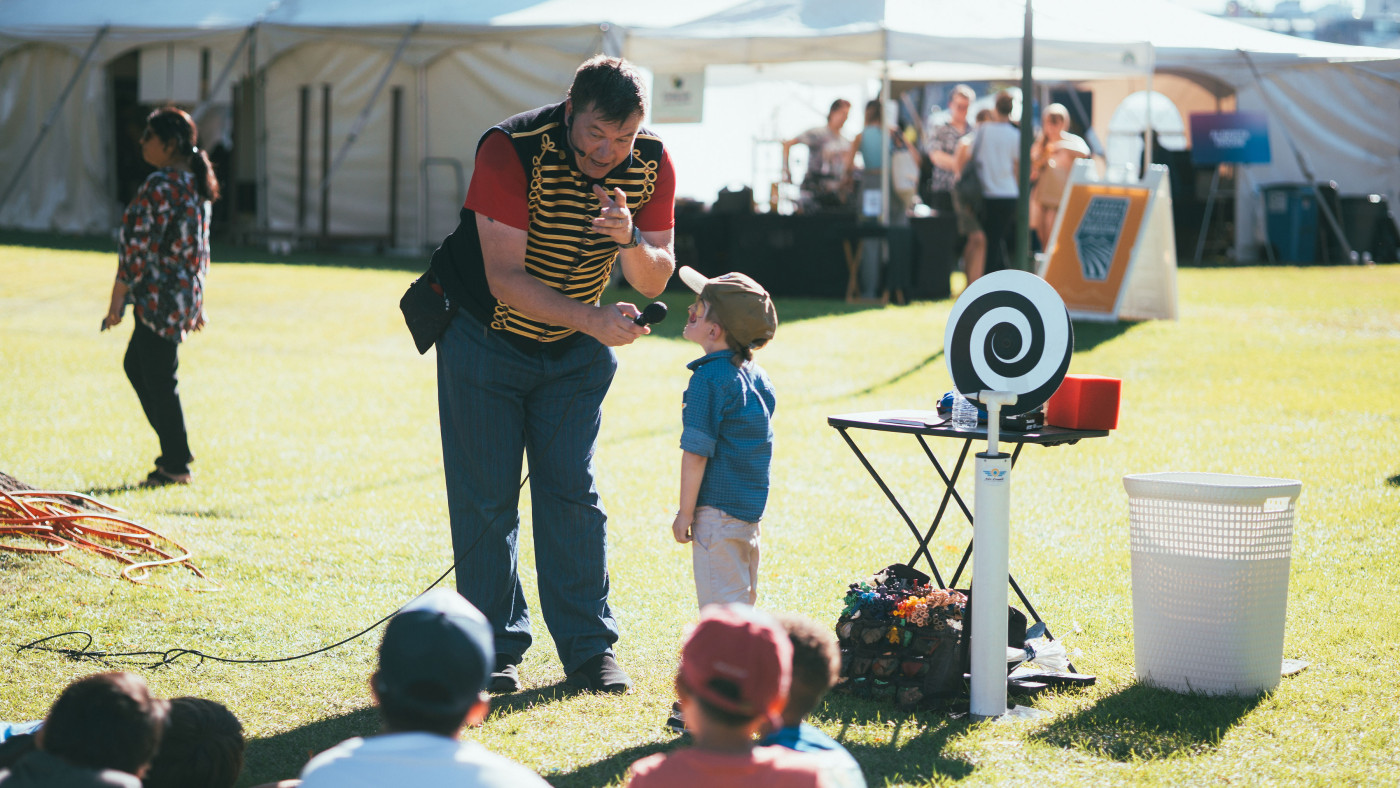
top-left (427, 55), bottom-right (676, 695)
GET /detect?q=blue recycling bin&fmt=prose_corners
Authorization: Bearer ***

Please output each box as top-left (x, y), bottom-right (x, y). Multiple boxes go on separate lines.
top-left (1262, 184), bottom-right (1318, 263)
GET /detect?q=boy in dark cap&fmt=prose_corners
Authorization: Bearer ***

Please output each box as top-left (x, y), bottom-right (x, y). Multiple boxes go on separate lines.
top-left (298, 589), bottom-right (549, 787)
top-left (626, 604), bottom-right (826, 787)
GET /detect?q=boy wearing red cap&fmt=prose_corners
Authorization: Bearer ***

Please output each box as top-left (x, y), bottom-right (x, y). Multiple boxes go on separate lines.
top-left (671, 266), bottom-right (779, 609)
top-left (626, 604), bottom-right (827, 788)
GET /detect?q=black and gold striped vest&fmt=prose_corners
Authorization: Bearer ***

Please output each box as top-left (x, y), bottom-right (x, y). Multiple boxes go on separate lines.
top-left (430, 101), bottom-right (665, 355)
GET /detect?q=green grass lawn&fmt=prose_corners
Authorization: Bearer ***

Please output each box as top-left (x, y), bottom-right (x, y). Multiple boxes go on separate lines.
top-left (2, 237), bottom-right (1398, 786)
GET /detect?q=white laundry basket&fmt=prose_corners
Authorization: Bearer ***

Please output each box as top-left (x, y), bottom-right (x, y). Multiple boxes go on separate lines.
top-left (1122, 472), bottom-right (1300, 695)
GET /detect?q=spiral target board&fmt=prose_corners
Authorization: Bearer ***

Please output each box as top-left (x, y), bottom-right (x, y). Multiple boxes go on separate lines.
top-left (944, 270), bottom-right (1073, 416)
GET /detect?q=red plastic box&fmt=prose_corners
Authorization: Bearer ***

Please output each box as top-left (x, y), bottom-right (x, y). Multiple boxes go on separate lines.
top-left (1045, 374), bottom-right (1121, 430)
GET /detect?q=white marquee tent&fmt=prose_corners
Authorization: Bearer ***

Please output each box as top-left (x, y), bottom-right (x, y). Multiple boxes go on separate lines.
top-left (0, 0), bottom-right (734, 248)
top-left (2, 0), bottom-right (1398, 260)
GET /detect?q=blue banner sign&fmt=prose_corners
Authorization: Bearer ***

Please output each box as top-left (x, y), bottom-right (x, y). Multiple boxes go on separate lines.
top-left (1190, 112), bottom-right (1271, 165)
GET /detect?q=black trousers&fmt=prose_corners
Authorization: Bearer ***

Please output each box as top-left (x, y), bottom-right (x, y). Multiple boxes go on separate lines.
top-left (123, 320), bottom-right (193, 474)
top-left (982, 197), bottom-right (1019, 274)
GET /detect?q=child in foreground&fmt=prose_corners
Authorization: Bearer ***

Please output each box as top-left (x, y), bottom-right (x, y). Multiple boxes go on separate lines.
top-left (671, 266), bottom-right (778, 608)
top-left (762, 613), bottom-right (867, 788)
top-left (625, 604), bottom-right (828, 788)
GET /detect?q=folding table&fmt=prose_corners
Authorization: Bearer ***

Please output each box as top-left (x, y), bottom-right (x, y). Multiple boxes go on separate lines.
top-left (827, 409), bottom-right (1108, 630)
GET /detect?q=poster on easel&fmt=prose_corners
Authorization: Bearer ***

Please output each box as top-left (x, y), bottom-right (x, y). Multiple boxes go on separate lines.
top-left (1039, 163), bottom-right (1178, 322)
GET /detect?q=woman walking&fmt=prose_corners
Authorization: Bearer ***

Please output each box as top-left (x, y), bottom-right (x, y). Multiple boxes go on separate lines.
top-left (101, 107), bottom-right (218, 487)
top-left (1030, 103), bottom-right (1090, 250)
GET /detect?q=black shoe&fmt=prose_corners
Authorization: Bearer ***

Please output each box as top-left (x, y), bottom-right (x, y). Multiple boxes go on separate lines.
top-left (665, 701), bottom-right (686, 732)
top-left (565, 653), bottom-right (632, 694)
top-left (489, 656), bottom-right (521, 694)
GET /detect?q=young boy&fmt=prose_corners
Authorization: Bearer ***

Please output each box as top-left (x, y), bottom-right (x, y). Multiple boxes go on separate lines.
top-left (762, 614), bottom-right (867, 788)
top-left (297, 589), bottom-right (549, 787)
top-left (672, 266), bottom-right (778, 609)
top-left (626, 604), bottom-right (827, 788)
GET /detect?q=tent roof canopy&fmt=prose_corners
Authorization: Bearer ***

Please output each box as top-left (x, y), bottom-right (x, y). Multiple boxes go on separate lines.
top-left (5, 0), bottom-right (1397, 84)
top-left (0, 0), bottom-right (740, 66)
top-left (625, 0), bottom-right (1400, 86)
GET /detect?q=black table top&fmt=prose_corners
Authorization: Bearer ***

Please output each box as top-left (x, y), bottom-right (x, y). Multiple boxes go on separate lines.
top-left (828, 409), bottom-right (1109, 446)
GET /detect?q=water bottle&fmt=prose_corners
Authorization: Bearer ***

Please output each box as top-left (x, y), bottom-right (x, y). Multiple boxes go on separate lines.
top-left (952, 390), bottom-right (979, 431)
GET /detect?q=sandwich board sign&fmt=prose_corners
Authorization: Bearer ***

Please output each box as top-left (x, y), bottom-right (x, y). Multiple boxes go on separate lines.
top-left (1038, 162), bottom-right (1177, 322)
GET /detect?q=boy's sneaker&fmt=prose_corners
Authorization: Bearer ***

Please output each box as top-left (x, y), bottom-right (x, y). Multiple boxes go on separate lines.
top-left (489, 657), bottom-right (521, 694)
top-left (565, 653), bottom-right (632, 694)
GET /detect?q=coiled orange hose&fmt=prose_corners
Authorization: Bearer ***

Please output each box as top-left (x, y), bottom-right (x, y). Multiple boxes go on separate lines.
top-left (0, 490), bottom-right (218, 590)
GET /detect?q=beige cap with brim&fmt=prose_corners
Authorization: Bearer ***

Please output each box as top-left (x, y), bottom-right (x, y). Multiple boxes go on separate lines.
top-left (678, 266), bottom-right (777, 350)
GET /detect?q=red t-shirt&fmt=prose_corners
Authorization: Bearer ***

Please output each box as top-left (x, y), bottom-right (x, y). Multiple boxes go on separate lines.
top-left (465, 130), bottom-right (676, 232)
top-left (625, 746), bottom-right (829, 788)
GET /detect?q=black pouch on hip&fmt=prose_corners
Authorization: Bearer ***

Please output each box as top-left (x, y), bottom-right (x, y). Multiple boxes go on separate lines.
top-left (399, 269), bottom-right (456, 354)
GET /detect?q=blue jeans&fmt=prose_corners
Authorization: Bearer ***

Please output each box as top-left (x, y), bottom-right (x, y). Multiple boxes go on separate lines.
top-left (436, 309), bottom-right (618, 673)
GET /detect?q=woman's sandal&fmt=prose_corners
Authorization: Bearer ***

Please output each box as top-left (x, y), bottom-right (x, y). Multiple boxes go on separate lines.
top-left (139, 468), bottom-right (192, 488)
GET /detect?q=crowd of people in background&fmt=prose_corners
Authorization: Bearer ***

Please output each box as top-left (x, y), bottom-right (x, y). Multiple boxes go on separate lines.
top-left (782, 84), bottom-right (1093, 289)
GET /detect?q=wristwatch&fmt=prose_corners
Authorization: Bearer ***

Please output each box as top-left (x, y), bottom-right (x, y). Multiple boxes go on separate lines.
top-left (619, 224), bottom-right (642, 249)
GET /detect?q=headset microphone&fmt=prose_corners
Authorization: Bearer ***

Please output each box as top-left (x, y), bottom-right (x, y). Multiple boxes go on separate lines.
top-left (634, 301), bottom-right (668, 327)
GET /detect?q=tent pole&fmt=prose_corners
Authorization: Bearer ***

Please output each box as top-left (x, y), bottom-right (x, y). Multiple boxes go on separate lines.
top-left (297, 85), bottom-right (310, 231)
top-left (1238, 49), bottom-right (1354, 262)
top-left (1062, 84), bottom-right (1103, 157)
top-left (319, 22), bottom-right (421, 203)
top-left (389, 86), bottom-right (403, 249)
top-left (321, 83), bottom-right (331, 238)
top-left (880, 37), bottom-right (891, 228)
top-left (1016, 1), bottom-right (1033, 271)
top-left (254, 34), bottom-right (270, 236)
top-left (0, 25), bottom-right (109, 214)
top-left (1143, 45), bottom-right (1154, 179)
top-left (416, 64), bottom-right (428, 252)
top-left (192, 24), bottom-right (257, 128)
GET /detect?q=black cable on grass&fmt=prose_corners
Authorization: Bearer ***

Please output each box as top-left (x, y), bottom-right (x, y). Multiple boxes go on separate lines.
top-left (18, 561), bottom-right (453, 669)
top-left (15, 336), bottom-right (622, 669)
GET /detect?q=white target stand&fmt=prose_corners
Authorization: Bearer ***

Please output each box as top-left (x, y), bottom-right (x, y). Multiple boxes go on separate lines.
top-left (944, 270), bottom-right (1074, 721)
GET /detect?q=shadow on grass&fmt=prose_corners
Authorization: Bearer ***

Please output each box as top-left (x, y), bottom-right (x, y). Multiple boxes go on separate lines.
top-left (1387, 473), bottom-right (1400, 487)
top-left (1072, 320), bottom-right (1140, 353)
top-left (488, 682), bottom-right (585, 716)
top-left (0, 230), bottom-right (114, 254)
top-left (813, 319), bottom-right (1136, 405)
top-left (0, 229), bottom-right (425, 272)
top-left (542, 691), bottom-right (976, 786)
top-left (239, 705), bottom-right (378, 787)
top-left (809, 349), bottom-right (945, 405)
top-left (546, 738), bottom-right (681, 788)
top-left (1029, 682), bottom-right (1265, 761)
top-left (78, 468), bottom-right (443, 520)
top-left (81, 481), bottom-right (151, 497)
top-left (848, 350), bottom-right (945, 398)
top-left (820, 694), bottom-right (977, 783)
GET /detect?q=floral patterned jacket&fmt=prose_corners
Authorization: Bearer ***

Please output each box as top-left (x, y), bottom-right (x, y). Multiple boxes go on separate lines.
top-left (117, 168), bottom-right (210, 342)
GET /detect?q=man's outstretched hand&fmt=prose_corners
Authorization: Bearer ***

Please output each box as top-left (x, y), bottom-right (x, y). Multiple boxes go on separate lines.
top-left (585, 302), bottom-right (649, 346)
